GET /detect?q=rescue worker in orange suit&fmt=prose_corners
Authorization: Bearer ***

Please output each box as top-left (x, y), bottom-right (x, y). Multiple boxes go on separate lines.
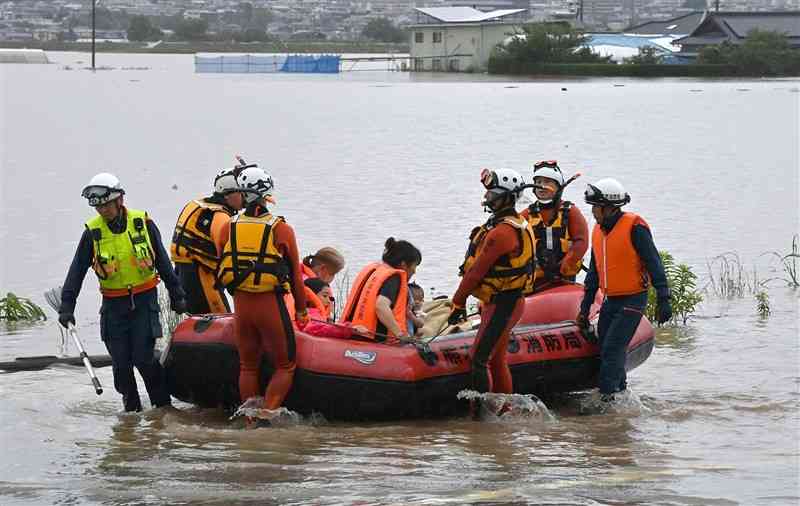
top-left (520, 160), bottom-right (589, 291)
top-left (216, 166), bottom-right (307, 425)
top-left (58, 173), bottom-right (187, 412)
top-left (577, 178), bottom-right (672, 407)
top-left (448, 169), bottom-right (535, 417)
top-left (340, 238), bottom-right (422, 340)
top-left (170, 168), bottom-right (244, 314)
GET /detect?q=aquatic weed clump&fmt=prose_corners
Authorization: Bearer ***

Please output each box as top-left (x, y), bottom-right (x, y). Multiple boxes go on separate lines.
top-left (763, 234), bottom-right (800, 288)
top-left (0, 292), bottom-right (47, 322)
top-left (646, 251), bottom-right (703, 325)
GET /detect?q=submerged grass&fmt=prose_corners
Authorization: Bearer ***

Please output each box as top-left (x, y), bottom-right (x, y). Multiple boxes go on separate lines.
top-left (762, 234), bottom-right (800, 288)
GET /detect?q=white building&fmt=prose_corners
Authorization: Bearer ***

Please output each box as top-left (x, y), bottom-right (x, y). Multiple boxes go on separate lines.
top-left (408, 7), bottom-right (529, 72)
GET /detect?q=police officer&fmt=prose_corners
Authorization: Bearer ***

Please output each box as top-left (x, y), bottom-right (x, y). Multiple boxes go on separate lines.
top-left (449, 168), bottom-right (535, 418)
top-left (577, 178), bottom-right (671, 406)
top-left (58, 173), bottom-right (187, 412)
top-left (171, 168), bottom-right (244, 314)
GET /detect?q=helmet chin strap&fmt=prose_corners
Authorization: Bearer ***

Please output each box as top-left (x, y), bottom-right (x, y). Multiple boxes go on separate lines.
top-left (484, 192), bottom-right (516, 215)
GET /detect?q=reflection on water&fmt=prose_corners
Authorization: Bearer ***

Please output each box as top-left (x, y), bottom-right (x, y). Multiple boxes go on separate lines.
top-left (0, 53), bottom-right (798, 505)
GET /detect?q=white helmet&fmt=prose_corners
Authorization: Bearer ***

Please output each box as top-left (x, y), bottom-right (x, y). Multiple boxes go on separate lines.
top-left (81, 172), bottom-right (125, 207)
top-left (584, 178), bottom-right (630, 207)
top-left (481, 168), bottom-right (525, 195)
top-left (237, 166), bottom-right (275, 205)
top-left (532, 160), bottom-right (565, 186)
top-left (214, 168), bottom-right (241, 195)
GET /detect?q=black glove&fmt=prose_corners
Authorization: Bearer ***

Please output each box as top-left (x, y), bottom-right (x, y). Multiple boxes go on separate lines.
top-left (58, 312), bottom-right (75, 329)
top-left (656, 297), bottom-right (673, 325)
top-left (170, 297), bottom-right (188, 315)
top-left (448, 306), bottom-right (467, 326)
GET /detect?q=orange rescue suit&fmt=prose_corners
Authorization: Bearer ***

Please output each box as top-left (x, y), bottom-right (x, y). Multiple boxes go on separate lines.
top-left (339, 262), bottom-right (408, 338)
top-left (591, 212), bottom-right (650, 296)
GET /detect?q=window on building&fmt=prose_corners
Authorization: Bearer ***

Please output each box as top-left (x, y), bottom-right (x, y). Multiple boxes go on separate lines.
top-left (449, 59), bottom-right (459, 72)
top-left (415, 32), bottom-right (423, 43)
top-left (433, 31), bottom-right (442, 43)
top-left (413, 58), bottom-right (424, 71)
top-left (432, 58), bottom-right (442, 71)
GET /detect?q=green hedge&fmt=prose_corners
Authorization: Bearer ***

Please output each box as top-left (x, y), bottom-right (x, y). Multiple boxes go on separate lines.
top-left (488, 59), bottom-right (744, 77)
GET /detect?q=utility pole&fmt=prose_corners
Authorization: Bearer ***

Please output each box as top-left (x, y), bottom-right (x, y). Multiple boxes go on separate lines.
top-left (715, 0), bottom-right (720, 12)
top-left (91, 0), bottom-right (96, 70)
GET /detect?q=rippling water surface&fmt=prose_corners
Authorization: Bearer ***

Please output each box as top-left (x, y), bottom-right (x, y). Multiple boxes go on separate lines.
top-left (1, 53), bottom-right (798, 505)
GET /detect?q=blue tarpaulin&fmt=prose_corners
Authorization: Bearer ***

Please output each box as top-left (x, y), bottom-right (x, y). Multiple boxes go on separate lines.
top-left (195, 54), bottom-right (340, 74)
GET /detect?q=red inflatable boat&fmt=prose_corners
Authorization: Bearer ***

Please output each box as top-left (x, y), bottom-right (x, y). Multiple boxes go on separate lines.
top-left (164, 284), bottom-right (655, 420)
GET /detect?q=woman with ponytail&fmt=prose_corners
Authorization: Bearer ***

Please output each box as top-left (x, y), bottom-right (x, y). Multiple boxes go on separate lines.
top-left (301, 247), bottom-right (345, 283)
top-left (339, 237), bottom-right (421, 340)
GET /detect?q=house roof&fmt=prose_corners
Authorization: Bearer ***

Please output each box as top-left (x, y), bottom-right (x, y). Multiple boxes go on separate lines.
top-left (674, 11), bottom-right (800, 47)
top-left (413, 7), bottom-right (526, 24)
top-left (624, 11), bottom-right (704, 36)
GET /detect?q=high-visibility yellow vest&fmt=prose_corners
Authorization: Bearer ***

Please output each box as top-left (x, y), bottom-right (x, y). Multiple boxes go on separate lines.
top-left (216, 213), bottom-right (290, 293)
top-left (86, 209), bottom-right (159, 297)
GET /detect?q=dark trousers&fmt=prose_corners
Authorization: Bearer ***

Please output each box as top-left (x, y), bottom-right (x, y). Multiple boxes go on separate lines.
top-left (100, 288), bottom-right (171, 411)
top-left (597, 291), bottom-right (648, 395)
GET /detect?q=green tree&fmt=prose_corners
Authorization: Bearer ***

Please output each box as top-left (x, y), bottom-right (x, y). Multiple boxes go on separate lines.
top-left (362, 18), bottom-right (405, 43)
top-left (174, 18), bottom-right (209, 41)
top-left (697, 30), bottom-right (800, 76)
top-left (493, 22), bottom-right (612, 66)
top-left (127, 15), bottom-right (162, 42)
top-left (625, 45), bottom-right (662, 64)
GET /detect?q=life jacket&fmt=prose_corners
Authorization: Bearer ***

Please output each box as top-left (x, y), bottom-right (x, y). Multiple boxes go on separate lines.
top-left (171, 198), bottom-right (233, 271)
top-left (285, 286), bottom-right (330, 324)
top-left (216, 213), bottom-right (290, 293)
top-left (592, 212), bottom-right (650, 296)
top-left (339, 262), bottom-right (408, 338)
top-left (527, 201), bottom-right (582, 283)
top-left (301, 263), bottom-right (316, 280)
top-left (86, 209), bottom-right (159, 298)
top-left (459, 214), bottom-right (535, 303)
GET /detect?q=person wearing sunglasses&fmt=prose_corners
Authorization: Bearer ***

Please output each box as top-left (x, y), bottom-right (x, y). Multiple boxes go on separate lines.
top-left (170, 167), bottom-right (245, 315)
top-left (448, 168), bottom-right (535, 419)
top-left (520, 160), bottom-right (589, 292)
top-left (577, 178), bottom-right (671, 408)
top-left (58, 172), bottom-right (187, 412)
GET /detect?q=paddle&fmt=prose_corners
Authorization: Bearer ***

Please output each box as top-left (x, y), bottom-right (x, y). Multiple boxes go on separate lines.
top-left (0, 354), bottom-right (113, 373)
top-left (43, 287), bottom-right (104, 394)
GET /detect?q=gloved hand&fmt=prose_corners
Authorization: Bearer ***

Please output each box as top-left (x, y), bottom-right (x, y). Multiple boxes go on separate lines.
top-left (170, 297), bottom-right (188, 315)
top-left (295, 310), bottom-right (309, 330)
top-left (656, 297), bottom-right (673, 325)
top-left (447, 305), bottom-right (467, 326)
top-left (58, 312), bottom-right (75, 329)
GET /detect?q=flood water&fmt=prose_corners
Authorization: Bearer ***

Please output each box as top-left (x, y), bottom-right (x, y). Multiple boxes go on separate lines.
top-left (1, 52), bottom-right (798, 505)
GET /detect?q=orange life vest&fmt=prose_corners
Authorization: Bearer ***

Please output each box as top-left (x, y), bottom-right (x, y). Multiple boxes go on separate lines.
top-left (285, 286), bottom-right (330, 323)
top-left (339, 262), bottom-right (408, 338)
top-left (301, 263), bottom-right (316, 280)
top-left (591, 212), bottom-right (650, 296)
